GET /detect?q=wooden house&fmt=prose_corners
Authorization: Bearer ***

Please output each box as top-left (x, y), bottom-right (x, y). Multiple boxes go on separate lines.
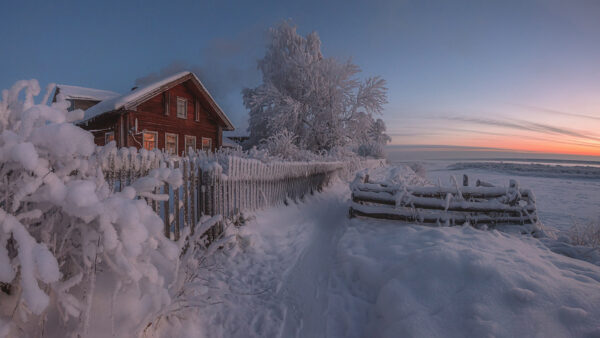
top-left (65, 71), bottom-right (234, 154)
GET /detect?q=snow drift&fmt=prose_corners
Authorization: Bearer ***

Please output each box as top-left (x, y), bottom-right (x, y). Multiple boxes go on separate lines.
top-left (332, 219), bottom-right (600, 337)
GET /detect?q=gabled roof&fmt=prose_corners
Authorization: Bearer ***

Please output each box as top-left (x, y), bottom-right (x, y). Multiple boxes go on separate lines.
top-left (54, 84), bottom-right (119, 102)
top-left (81, 71), bottom-right (234, 130)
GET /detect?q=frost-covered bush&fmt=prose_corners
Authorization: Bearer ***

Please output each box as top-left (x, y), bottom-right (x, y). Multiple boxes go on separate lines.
top-left (188, 135), bottom-right (347, 166)
top-left (569, 218), bottom-right (600, 248)
top-left (0, 80), bottom-right (181, 337)
top-left (356, 142), bottom-right (385, 159)
top-left (259, 130), bottom-right (299, 158)
top-left (257, 130), bottom-right (318, 161)
top-left (408, 162), bottom-right (427, 178)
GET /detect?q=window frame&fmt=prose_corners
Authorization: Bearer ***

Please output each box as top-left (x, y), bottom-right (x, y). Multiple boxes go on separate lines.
top-left (165, 132), bottom-right (179, 156)
top-left (163, 92), bottom-right (170, 115)
top-left (142, 130), bottom-right (158, 151)
top-left (201, 137), bottom-right (212, 153)
top-left (176, 97), bottom-right (187, 119)
top-left (105, 131), bottom-right (115, 144)
top-left (194, 99), bottom-right (200, 121)
top-left (184, 135), bottom-right (196, 155)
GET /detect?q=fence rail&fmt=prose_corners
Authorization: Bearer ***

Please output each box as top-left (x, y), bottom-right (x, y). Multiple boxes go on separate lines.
top-left (97, 148), bottom-right (385, 241)
top-left (350, 176), bottom-right (538, 227)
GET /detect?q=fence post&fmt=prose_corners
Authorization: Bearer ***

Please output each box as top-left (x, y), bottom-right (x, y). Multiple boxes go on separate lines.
top-left (198, 168), bottom-right (204, 217)
top-left (163, 163), bottom-right (171, 239)
top-left (190, 160), bottom-right (197, 234)
top-left (203, 168), bottom-right (212, 216)
top-left (118, 152), bottom-right (125, 192)
top-left (152, 186), bottom-right (159, 213)
top-left (108, 153), bottom-right (115, 191)
top-left (173, 161), bottom-right (181, 241)
top-left (183, 160), bottom-right (190, 233)
top-left (213, 166), bottom-right (220, 240)
top-left (233, 157), bottom-right (239, 215)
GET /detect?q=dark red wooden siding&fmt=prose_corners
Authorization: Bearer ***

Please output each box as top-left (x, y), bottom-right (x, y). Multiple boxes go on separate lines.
top-left (84, 113), bottom-right (119, 146)
top-left (129, 82), bottom-right (220, 153)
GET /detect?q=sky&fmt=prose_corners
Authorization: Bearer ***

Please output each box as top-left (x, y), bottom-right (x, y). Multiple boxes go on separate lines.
top-left (1, 0), bottom-right (600, 158)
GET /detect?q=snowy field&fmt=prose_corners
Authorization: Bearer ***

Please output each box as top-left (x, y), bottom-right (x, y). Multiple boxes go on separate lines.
top-left (151, 166), bottom-right (600, 338)
top-left (400, 160), bottom-right (600, 233)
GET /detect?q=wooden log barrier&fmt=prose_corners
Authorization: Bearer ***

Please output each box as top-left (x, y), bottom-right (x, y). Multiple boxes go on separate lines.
top-left (350, 179), bottom-right (538, 226)
top-left (349, 202), bottom-right (537, 225)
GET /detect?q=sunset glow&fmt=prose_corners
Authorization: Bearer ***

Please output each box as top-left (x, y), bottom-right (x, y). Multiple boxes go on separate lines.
top-left (388, 103), bottom-right (600, 157)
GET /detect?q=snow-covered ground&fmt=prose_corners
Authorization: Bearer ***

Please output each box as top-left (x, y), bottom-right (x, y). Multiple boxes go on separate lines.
top-left (152, 166), bottom-right (600, 338)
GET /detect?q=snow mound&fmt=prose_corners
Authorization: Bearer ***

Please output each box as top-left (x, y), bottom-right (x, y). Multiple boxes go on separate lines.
top-left (356, 164), bottom-right (429, 187)
top-left (332, 219), bottom-right (600, 337)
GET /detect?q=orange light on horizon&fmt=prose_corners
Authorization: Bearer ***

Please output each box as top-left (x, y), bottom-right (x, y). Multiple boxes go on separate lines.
top-left (390, 135), bottom-right (600, 157)
top-left (453, 137), bottom-right (600, 156)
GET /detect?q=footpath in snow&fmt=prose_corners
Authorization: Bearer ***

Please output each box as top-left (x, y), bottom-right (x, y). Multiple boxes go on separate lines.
top-left (155, 172), bottom-right (600, 338)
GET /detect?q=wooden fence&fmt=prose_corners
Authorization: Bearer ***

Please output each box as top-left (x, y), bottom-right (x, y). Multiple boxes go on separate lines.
top-left (98, 148), bottom-right (385, 241)
top-left (350, 175), bottom-right (538, 227)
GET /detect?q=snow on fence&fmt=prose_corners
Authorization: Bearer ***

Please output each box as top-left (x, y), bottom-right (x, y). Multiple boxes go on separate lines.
top-left (96, 148), bottom-right (383, 241)
top-left (349, 174), bottom-right (538, 227)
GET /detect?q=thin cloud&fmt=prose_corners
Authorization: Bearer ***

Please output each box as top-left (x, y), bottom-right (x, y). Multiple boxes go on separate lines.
top-left (387, 131), bottom-right (441, 137)
top-left (511, 104), bottom-right (600, 121)
top-left (392, 124), bottom-right (598, 148)
top-left (387, 144), bottom-right (513, 151)
top-left (439, 126), bottom-right (599, 148)
top-left (446, 116), bottom-right (600, 143)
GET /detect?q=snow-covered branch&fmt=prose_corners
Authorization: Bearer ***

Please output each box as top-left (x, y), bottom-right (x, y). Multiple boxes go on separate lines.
top-left (0, 80), bottom-right (180, 337)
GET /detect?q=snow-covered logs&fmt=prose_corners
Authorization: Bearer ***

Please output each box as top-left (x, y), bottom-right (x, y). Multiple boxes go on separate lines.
top-left (350, 178), bottom-right (538, 227)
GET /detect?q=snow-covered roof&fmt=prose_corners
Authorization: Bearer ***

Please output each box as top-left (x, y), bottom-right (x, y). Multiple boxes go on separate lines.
top-left (222, 137), bottom-right (240, 148)
top-left (56, 84), bottom-right (119, 102)
top-left (81, 71), bottom-right (234, 130)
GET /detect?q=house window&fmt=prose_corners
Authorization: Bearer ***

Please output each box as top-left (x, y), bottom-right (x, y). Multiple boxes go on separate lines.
top-left (143, 131), bottom-right (158, 151)
top-left (105, 131), bottom-right (115, 144)
top-left (163, 92), bottom-right (170, 115)
top-left (165, 133), bottom-right (178, 155)
top-left (184, 135), bottom-right (196, 154)
top-left (201, 137), bottom-right (212, 153)
top-left (194, 99), bottom-right (200, 121)
top-left (176, 97), bottom-right (187, 119)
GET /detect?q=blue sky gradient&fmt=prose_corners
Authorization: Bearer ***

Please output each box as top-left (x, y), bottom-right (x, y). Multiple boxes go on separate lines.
top-left (2, 0), bottom-right (599, 156)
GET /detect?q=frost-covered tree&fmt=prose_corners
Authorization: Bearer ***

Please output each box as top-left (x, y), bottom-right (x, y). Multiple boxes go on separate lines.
top-left (257, 129), bottom-right (318, 161)
top-left (243, 21), bottom-right (390, 155)
top-left (0, 80), bottom-right (182, 336)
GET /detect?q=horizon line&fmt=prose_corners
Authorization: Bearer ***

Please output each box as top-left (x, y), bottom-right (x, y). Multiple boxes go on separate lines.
top-left (386, 144), bottom-right (600, 159)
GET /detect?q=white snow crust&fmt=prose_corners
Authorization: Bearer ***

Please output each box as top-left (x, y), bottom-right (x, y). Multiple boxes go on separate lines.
top-left (56, 85), bottom-right (119, 102)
